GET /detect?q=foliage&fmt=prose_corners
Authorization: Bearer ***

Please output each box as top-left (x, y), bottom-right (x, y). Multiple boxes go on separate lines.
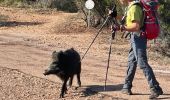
top-left (158, 0), bottom-right (170, 32)
top-left (76, 0), bottom-right (123, 27)
top-left (50, 0), bottom-right (78, 12)
top-left (157, 0), bottom-right (170, 49)
top-left (0, 0), bottom-right (78, 12)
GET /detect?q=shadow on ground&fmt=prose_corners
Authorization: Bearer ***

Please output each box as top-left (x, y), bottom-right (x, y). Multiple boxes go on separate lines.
top-left (0, 21), bottom-right (44, 27)
top-left (81, 84), bottom-right (127, 100)
top-left (85, 84), bottom-right (123, 92)
top-left (82, 84), bottom-right (170, 100)
top-left (82, 84), bottom-right (123, 96)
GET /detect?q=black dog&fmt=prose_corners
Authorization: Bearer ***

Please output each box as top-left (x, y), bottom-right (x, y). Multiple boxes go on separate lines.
top-left (43, 48), bottom-right (81, 98)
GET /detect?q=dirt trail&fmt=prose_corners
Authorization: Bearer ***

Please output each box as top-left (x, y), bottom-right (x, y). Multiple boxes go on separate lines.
top-left (0, 7), bottom-right (170, 100)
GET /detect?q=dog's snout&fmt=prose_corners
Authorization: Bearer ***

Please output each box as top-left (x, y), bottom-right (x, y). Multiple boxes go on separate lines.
top-left (43, 69), bottom-right (48, 75)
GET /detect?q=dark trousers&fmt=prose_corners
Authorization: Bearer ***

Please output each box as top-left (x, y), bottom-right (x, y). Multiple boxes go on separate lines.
top-left (123, 33), bottom-right (159, 89)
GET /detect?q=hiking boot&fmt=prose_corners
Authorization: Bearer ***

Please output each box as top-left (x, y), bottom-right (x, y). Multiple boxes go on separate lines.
top-left (121, 88), bottom-right (132, 95)
top-left (155, 86), bottom-right (163, 95)
top-left (149, 89), bottom-right (159, 99)
top-left (149, 86), bottom-right (163, 99)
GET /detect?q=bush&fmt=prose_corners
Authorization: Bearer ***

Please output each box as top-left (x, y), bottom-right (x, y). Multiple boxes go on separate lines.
top-left (76, 0), bottom-right (122, 27)
top-left (50, 0), bottom-right (78, 12)
top-left (157, 0), bottom-right (170, 49)
top-left (0, 0), bottom-right (78, 12)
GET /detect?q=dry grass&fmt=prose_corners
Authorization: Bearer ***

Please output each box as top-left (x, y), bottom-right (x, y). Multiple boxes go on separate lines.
top-left (53, 13), bottom-right (87, 34)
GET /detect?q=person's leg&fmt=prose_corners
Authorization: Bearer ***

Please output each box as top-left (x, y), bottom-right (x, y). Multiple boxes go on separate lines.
top-left (122, 34), bottom-right (138, 95)
top-left (133, 34), bottom-right (163, 98)
top-left (138, 49), bottom-right (163, 99)
top-left (122, 48), bottom-right (137, 89)
top-left (143, 66), bottom-right (163, 99)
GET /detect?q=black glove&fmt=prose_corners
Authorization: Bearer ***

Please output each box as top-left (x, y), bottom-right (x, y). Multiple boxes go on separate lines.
top-left (109, 10), bottom-right (117, 18)
top-left (111, 24), bottom-right (120, 31)
top-left (108, 5), bottom-right (117, 18)
top-left (120, 25), bottom-right (126, 32)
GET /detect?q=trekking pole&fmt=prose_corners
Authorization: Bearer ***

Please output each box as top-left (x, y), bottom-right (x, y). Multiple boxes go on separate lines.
top-left (104, 24), bottom-right (116, 91)
top-left (81, 5), bottom-right (116, 61)
top-left (104, 11), bottom-right (118, 90)
top-left (81, 16), bottom-right (109, 61)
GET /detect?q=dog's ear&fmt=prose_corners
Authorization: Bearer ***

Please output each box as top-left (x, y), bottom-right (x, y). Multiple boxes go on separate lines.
top-left (52, 50), bottom-right (65, 60)
top-left (71, 48), bottom-right (74, 50)
top-left (57, 50), bottom-right (64, 60)
top-left (52, 51), bottom-right (57, 55)
top-left (52, 51), bottom-right (59, 60)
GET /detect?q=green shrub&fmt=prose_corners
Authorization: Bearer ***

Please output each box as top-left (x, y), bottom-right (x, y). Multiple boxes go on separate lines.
top-left (157, 0), bottom-right (170, 48)
top-left (50, 0), bottom-right (78, 12)
top-left (0, 0), bottom-right (78, 12)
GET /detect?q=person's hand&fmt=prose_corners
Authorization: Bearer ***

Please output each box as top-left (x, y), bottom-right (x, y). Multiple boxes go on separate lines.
top-left (111, 24), bottom-right (120, 31)
top-left (120, 25), bottom-right (126, 32)
top-left (120, 25), bottom-right (125, 32)
top-left (108, 10), bottom-right (113, 15)
top-left (108, 9), bottom-right (117, 18)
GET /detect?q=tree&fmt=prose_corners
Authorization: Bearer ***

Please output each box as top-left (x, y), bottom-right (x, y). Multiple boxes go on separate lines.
top-left (76, 0), bottom-right (122, 27)
top-left (158, 0), bottom-right (170, 48)
top-left (159, 0), bottom-right (170, 31)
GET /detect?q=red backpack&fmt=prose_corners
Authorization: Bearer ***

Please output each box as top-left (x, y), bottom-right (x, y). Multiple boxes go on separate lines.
top-left (136, 0), bottom-right (160, 40)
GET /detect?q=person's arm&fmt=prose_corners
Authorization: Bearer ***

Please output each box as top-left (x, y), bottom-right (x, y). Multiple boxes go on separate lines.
top-left (123, 20), bottom-right (140, 32)
top-left (121, 5), bottom-right (142, 32)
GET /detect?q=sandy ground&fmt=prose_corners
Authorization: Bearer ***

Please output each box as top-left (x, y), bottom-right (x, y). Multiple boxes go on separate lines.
top-left (0, 7), bottom-right (170, 100)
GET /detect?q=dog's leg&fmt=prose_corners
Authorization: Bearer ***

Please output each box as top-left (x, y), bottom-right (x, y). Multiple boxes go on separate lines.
top-left (65, 86), bottom-right (68, 94)
top-left (69, 76), bottom-right (74, 87)
top-left (77, 73), bottom-right (81, 87)
top-left (60, 77), bottom-right (69, 98)
top-left (77, 62), bottom-right (81, 87)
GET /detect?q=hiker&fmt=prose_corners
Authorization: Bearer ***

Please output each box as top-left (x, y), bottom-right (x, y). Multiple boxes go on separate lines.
top-left (109, 0), bottom-right (163, 99)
